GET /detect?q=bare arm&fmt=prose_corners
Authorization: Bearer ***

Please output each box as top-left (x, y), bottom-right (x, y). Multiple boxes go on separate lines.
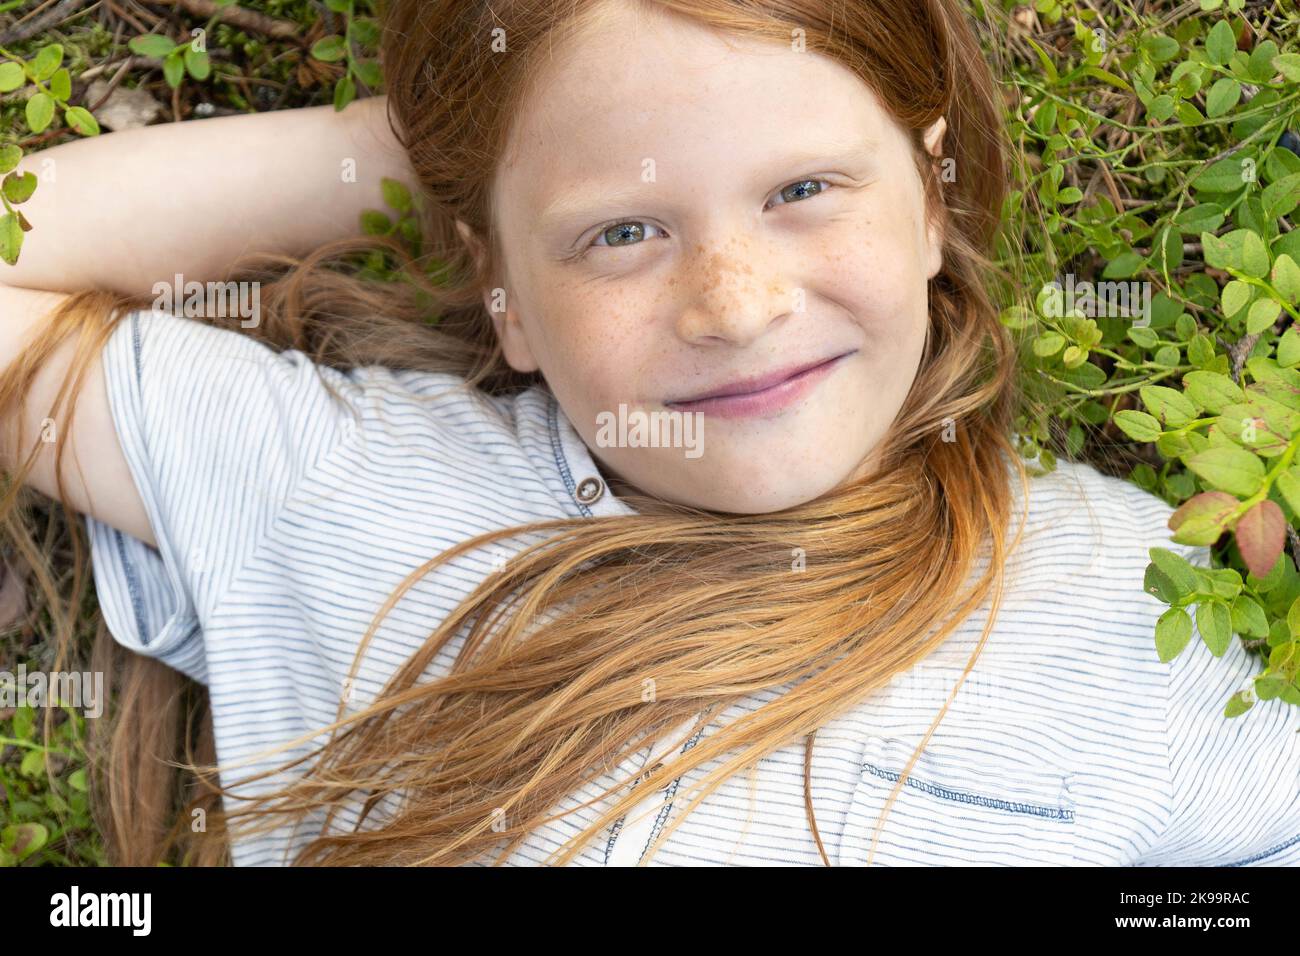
top-left (0, 285), bottom-right (156, 546)
top-left (0, 96), bottom-right (418, 546)
top-left (1, 94), bottom-right (417, 295)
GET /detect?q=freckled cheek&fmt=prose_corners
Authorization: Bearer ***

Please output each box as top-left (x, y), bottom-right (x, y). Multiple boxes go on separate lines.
top-left (541, 285), bottom-right (653, 398)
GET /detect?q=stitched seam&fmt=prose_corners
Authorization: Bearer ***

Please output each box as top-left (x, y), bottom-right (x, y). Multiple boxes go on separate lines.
top-left (861, 761), bottom-right (1075, 822)
top-left (1225, 830), bottom-right (1300, 866)
top-left (637, 723), bottom-right (708, 863)
top-left (548, 396), bottom-right (593, 518)
top-left (113, 528), bottom-right (151, 647)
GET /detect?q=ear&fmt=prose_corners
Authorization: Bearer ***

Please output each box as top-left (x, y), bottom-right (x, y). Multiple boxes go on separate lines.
top-left (923, 115), bottom-right (947, 160)
top-left (454, 218), bottom-right (540, 374)
top-left (920, 116), bottom-right (948, 280)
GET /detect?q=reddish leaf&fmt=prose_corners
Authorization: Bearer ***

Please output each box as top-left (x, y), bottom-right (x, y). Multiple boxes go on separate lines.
top-left (1235, 499), bottom-right (1286, 578)
top-left (1168, 490), bottom-right (1240, 545)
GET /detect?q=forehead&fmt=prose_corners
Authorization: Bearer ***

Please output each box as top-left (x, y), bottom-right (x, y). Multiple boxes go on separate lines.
top-left (492, 4), bottom-right (906, 223)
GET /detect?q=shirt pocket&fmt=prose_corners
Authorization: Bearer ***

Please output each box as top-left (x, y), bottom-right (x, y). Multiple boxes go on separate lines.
top-left (837, 735), bottom-right (1079, 866)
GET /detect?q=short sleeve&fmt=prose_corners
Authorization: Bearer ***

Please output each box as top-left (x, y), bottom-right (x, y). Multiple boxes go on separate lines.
top-left (1136, 537), bottom-right (1300, 866)
top-left (84, 307), bottom-right (365, 684)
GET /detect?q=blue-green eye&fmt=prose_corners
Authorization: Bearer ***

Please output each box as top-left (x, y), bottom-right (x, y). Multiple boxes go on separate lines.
top-left (770, 179), bottom-right (829, 205)
top-left (591, 220), bottom-right (667, 249)
top-left (581, 177), bottom-right (833, 254)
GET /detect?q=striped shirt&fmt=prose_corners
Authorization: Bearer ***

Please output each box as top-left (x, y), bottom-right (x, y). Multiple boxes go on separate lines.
top-left (84, 307), bottom-right (1300, 866)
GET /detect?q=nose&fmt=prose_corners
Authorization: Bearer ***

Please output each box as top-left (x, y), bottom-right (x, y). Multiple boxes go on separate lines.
top-left (674, 235), bottom-right (793, 346)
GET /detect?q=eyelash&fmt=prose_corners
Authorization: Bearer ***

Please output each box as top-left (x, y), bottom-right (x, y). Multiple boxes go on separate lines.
top-left (575, 177), bottom-right (836, 258)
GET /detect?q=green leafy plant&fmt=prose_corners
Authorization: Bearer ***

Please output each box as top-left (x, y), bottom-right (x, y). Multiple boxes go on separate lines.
top-left (989, 0), bottom-right (1300, 718)
top-left (352, 175), bottom-right (453, 310)
top-left (0, 42), bottom-right (101, 264)
top-left (126, 0), bottom-right (239, 91)
top-left (0, 694), bottom-right (102, 866)
top-left (309, 0), bottom-right (383, 111)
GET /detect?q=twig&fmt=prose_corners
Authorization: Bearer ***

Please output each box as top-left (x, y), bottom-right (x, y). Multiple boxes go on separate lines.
top-left (0, 0), bottom-right (91, 44)
top-left (1216, 332), bottom-right (1264, 385)
top-left (145, 0), bottom-right (300, 40)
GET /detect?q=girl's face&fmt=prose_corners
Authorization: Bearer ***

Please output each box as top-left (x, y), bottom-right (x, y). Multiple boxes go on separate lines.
top-left (476, 3), bottom-right (946, 514)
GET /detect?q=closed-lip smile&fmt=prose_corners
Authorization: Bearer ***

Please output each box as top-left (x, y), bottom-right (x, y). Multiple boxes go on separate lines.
top-left (662, 350), bottom-right (858, 420)
top-left (667, 350), bottom-right (857, 405)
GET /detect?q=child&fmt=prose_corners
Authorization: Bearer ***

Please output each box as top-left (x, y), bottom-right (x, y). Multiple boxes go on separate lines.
top-left (1, 0), bottom-right (1297, 867)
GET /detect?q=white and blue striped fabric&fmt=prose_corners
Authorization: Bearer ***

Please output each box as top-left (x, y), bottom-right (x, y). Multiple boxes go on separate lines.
top-left (83, 307), bottom-right (1300, 866)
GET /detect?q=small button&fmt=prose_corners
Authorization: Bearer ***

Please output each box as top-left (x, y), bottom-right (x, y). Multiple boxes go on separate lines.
top-left (575, 476), bottom-right (605, 504)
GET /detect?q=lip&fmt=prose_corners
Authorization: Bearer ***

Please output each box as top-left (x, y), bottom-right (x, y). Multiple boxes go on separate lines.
top-left (664, 350), bottom-right (856, 419)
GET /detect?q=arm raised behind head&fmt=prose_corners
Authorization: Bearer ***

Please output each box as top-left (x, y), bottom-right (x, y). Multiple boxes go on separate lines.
top-left (0, 286), bottom-right (155, 547)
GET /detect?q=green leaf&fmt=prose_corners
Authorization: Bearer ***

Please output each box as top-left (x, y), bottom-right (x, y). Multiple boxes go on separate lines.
top-left (1247, 298), bottom-right (1281, 334)
top-left (333, 72), bottom-right (356, 111)
top-left (1273, 53), bottom-right (1300, 83)
top-left (0, 144), bottom-right (22, 174)
top-left (1183, 370), bottom-right (1246, 413)
top-left (360, 210), bottom-right (391, 234)
top-left (3, 822), bottom-right (48, 863)
top-left (24, 92), bottom-right (54, 133)
top-left (128, 34), bottom-right (180, 58)
top-left (1197, 599), bottom-right (1234, 656)
top-left (1205, 77), bottom-right (1241, 118)
top-left (0, 61), bottom-right (23, 93)
top-left (1143, 35), bottom-right (1180, 63)
top-left (1231, 594), bottom-right (1269, 637)
top-left (163, 50), bottom-right (185, 89)
top-left (355, 59), bottom-right (382, 88)
top-left (1103, 251), bottom-right (1146, 279)
top-left (1241, 230), bottom-right (1270, 278)
top-left (1206, 20), bottom-right (1237, 66)
top-left (1128, 325), bottom-right (1160, 348)
top-left (312, 35), bottom-right (348, 62)
top-left (1140, 384), bottom-right (1197, 427)
top-left (1263, 174), bottom-right (1300, 220)
top-left (1025, 37), bottom-right (1059, 84)
top-left (1272, 254), bottom-right (1300, 304)
top-left (30, 43), bottom-right (63, 81)
top-left (1276, 468), bottom-right (1300, 517)
top-left (1278, 326), bottom-right (1300, 368)
top-left (1175, 203), bottom-right (1225, 235)
top-left (1192, 159), bottom-right (1251, 194)
top-left (48, 67), bottom-right (70, 102)
top-left (1222, 279), bottom-right (1252, 317)
top-left (325, 0), bottom-right (351, 10)
top-left (0, 212), bottom-right (23, 266)
top-left (1149, 546), bottom-right (1203, 599)
top-left (184, 47), bottom-right (210, 80)
top-left (1185, 445), bottom-right (1266, 496)
top-left (1115, 410), bottom-right (1163, 442)
top-left (1156, 606), bottom-right (1194, 661)
top-left (351, 18), bottom-right (381, 47)
top-left (1248, 40), bottom-right (1280, 82)
top-left (64, 106), bottom-right (98, 136)
top-left (2, 171), bottom-right (36, 204)
top-left (1149, 95), bottom-right (1180, 123)
top-left (381, 177), bottom-right (412, 213)
top-left (1224, 689), bottom-right (1255, 717)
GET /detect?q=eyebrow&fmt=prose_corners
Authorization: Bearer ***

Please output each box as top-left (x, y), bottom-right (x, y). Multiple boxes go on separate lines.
top-left (536, 141), bottom-right (879, 230)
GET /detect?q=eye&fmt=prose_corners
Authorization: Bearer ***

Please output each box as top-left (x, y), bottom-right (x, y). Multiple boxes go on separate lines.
top-left (767, 178), bottom-right (833, 208)
top-left (577, 177), bottom-right (835, 257)
top-left (589, 220), bottom-right (667, 250)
